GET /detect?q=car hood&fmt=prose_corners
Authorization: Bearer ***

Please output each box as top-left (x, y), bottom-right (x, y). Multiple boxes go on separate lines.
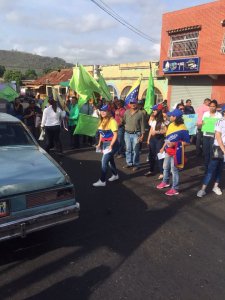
top-left (0, 146), bottom-right (66, 197)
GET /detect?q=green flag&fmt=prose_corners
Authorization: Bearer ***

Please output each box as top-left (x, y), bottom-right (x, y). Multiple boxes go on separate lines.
top-left (78, 96), bottom-right (87, 109)
top-left (74, 113), bottom-right (100, 137)
top-left (144, 68), bottom-right (155, 115)
top-left (69, 64), bottom-right (102, 104)
top-left (0, 85), bottom-right (19, 102)
top-left (97, 73), bottom-right (111, 101)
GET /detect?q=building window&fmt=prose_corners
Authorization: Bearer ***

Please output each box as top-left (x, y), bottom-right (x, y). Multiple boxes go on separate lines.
top-left (169, 31), bottom-right (199, 57)
top-left (108, 85), bottom-right (117, 100)
top-left (142, 87), bottom-right (163, 104)
top-left (221, 34), bottom-right (225, 54)
top-left (121, 86), bottom-right (131, 100)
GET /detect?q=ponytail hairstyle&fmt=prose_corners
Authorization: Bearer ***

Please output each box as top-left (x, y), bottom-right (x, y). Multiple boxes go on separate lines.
top-left (48, 96), bottom-right (57, 113)
top-left (155, 110), bottom-right (164, 130)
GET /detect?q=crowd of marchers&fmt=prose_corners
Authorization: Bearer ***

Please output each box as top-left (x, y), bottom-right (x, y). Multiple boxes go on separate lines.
top-left (5, 94), bottom-right (225, 198)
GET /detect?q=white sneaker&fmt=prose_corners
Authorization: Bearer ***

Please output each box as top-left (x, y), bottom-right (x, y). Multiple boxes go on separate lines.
top-left (93, 179), bottom-right (106, 187)
top-left (108, 174), bottom-right (119, 182)
top-left (212, 186), bottom-right (222, 195)
top-left (197, 189), bottom-right (206, 198)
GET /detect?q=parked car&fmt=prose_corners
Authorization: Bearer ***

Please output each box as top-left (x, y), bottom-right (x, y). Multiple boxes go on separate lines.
top-left (0, 113), bottom-right (80, 241)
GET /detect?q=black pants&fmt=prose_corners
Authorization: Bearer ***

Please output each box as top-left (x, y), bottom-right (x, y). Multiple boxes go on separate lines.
top-left (45, 125), bottom-right (62, 153)
top-left (69, 125), bottom-right (80, 148)
top-left (196, 129), bottom-right (203, 156)
top-left (148, 137), bottom-right (164, 174)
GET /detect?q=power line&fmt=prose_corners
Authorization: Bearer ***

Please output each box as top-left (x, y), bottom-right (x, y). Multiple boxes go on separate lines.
top-left (90, 0), bottom-right (158, 43)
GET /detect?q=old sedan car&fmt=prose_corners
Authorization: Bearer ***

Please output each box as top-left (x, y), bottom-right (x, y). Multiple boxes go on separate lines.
top-left (0, 113), bottom-right (80, 241)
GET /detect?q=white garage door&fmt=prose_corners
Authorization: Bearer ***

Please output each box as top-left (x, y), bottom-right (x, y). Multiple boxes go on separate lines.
top-left (170, 76), bottom-right (212, 110)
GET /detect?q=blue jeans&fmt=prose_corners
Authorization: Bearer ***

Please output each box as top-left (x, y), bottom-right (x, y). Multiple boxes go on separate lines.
top-left (117, 126), bottom-right (125, 155)
top-left (202, 159), bottom-right (224, 186)
top-left (100, 141), bottom-right (119, 182)
top-left (162, 153), bottom-right (179, 190)
top-left (124, 132), bottom-right (141, 166)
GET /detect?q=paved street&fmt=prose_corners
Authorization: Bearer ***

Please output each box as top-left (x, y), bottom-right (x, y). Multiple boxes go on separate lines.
top-left (1, 138), bottom-right (225, 300)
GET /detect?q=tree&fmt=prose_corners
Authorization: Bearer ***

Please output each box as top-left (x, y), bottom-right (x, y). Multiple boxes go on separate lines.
top-left (43, 67), bottom-right (54, 74)
top-left (23, 69), bottom-right (38, 80)
top-left (3, 70), bottom-right (23, 86)
top-left (0, 65), bottom-right (6, 77)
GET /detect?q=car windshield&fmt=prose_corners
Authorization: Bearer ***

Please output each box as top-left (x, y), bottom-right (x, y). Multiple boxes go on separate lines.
top-left (0, 122), bottom-right (35, 146)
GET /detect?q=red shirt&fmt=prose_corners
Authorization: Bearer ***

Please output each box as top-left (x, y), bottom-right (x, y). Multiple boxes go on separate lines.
top-left (115, 107), bottom-right (126, 126)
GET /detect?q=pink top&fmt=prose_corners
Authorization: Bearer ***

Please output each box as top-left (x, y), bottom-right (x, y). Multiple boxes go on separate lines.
top-left (115, 107), bottom-right (126, 126)
top-left (196, 104), bottom-right (210, 125)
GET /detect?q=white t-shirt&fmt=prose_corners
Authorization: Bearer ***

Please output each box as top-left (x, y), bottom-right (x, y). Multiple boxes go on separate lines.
top-left (41, 105), bottom-right (66, 127)
top-left (214, 118), bottom-right (225, 146)
top-left (149, 119), bottom-right (156, 130)
top-left (202, 111), bottom-right (222, 137)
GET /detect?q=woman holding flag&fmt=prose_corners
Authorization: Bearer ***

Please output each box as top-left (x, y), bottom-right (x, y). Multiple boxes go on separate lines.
top-left (93, 104), bottom-right (119, 187)
top-left (156, 109), bottom-right (190, 196)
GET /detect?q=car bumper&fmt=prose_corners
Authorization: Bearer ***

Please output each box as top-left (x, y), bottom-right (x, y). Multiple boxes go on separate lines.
top-left (0, 203), bottom-right (80, 242)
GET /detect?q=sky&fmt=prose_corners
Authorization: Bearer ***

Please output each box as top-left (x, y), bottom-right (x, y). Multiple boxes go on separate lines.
top-left (0, 0), bottom-right (214, 65)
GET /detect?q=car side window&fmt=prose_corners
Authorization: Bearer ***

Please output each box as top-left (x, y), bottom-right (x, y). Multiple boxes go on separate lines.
top-left (0, 123), bottom-right (34, 146)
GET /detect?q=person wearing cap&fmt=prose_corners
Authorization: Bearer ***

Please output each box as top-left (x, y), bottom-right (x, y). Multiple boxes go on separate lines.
top-left (145, 103), bottom-right (168, 179)
top-left (41, 96), bottom-right (66, 154)
top-left (93, 104), bottom-right (119, 187)
top-left (122, 99), bottom-right (145, 171)
top-left (156, 109), bottom-right (190, 196)
top-left (23, 98), bottom-right (42, 138)
top-left (197, 105), bottom-right (225, 197)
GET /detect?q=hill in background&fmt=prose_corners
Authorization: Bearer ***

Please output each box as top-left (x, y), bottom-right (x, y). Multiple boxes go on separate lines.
top-left (0, 50), bottom-right (73, 74)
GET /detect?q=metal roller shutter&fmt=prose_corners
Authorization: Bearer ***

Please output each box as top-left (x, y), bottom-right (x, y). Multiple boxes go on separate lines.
top-left (170, 76), bottom-right (212, 109)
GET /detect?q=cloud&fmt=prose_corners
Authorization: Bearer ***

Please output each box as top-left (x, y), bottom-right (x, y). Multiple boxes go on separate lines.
top-left (5, 11), bottom-right (25, 22)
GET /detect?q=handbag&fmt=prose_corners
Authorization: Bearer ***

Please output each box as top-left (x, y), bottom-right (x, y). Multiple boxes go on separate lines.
top-left (212, 145), bottom-right (224, 160)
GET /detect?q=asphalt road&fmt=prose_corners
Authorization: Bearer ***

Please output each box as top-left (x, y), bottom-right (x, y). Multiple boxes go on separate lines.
top-left (1, 136), bottom-right (225, 300)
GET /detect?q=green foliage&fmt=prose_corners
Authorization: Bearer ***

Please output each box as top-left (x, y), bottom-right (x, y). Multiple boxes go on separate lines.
top-left (23, 69), bottom-right (38, 80)
top-left (0, 65), bottom-right (6, 77)
top-left (0, 50), bottom-right (73, 73)
top-left (4, 70), bottom-right (23, 86)
top-left (43, 67), bottom-right (54, 74)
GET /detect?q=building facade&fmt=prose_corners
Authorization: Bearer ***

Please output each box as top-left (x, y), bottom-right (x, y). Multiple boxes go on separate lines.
top-left (24, 62), bottom-right (168, 104)
top-left (159, 0), bottom-right (225, 109)
top-left (90, 61), bottom-right (168, 103)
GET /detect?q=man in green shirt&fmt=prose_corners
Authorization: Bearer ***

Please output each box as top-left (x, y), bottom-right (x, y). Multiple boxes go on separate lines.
top-left (123, 99), bottom-right (145, 171)
top-left (68, 96), bottom-right (80, 148)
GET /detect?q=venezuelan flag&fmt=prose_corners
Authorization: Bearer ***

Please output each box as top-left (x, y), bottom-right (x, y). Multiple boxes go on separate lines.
top-left (124, 76), bottom-right (142, 106)
top-left (165, 123), bottom-right (190, 169)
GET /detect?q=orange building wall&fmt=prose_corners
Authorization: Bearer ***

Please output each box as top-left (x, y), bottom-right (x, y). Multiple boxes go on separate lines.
top-left (160, 0), bottom-right (225, 76)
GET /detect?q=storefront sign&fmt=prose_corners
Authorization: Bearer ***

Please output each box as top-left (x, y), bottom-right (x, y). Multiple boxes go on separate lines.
top-left (163, 57), bottom-right (200, 73)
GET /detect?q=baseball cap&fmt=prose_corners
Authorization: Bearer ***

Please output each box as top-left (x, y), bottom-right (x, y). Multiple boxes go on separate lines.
top-left (167, 108), bottom-right (183, 118)
top-left (152, 103), bottom-right (163, 111)
top-left (99, 104), bottom-right (109, 111)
